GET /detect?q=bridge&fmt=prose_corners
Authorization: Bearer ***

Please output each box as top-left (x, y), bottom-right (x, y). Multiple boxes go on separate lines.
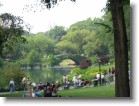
top-left (55, 54), bottom-right (87, 65)
top-left (20, 54), bottom-right (88, 68)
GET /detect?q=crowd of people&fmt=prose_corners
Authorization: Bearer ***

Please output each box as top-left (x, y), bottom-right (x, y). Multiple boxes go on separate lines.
top-left (8, 67), bottom-right (115, 97)
top-left (93, 67), bottom-right (115, 86)
top-left (22, 81), bottom-right (60, 97)
top-left (9, 76), bottom-right (62, 97)
top-left (63, 74), bottom-right (91, 89)
top-left (21, 77), bottom-right (62, 97)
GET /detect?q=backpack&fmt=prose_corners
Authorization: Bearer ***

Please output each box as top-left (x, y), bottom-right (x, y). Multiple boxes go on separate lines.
top-left (9, 83), bottom-right (13, 87)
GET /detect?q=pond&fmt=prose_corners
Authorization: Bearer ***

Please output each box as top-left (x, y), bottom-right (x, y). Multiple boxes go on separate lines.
top-left (22, 67), bottom-right (73, 84)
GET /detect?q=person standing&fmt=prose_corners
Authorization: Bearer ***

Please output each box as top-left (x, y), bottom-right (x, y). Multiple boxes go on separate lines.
top-left (27, 76), bottom-right (31, 92)
top-left (9, 78), bottom-right (15, 93)
top-left (72, 74), bottom-right (78, 88)
top-left (63, 75), bottom-right (67, 88)
top-left (96, 73), bottom-right (100, 85)
top-left (22, 76), bottom-right (26, 91)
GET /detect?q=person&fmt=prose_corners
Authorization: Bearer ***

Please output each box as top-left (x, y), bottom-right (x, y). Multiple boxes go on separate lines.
top-left (108, 68), bottom-right (112, 77)
top-left (66, 80), bottom-right (70, 89)
top-left (52, 85), bottom-right (58, 97)
top-left (96, 73), bottom-right (100, 85)
top-left (111, 67), bottom-right (115, 81)
top-left (36, 90), bottom-right (42, 97)
top-left (56, 81), bottom-right (61, 88)
top-left (78, 78), bottom-right (83, 87)
top-left (22, 76), bottom-right (26, 91)
top-left (9, 78), bottom-right (15, 93)
top-left (101, 74), bottom-right (105, 85)
top-left (44, 82), bottom-right (52, 97)
top-left (63, 75), bottom-right (67, 87)
top-left (96, 73), bottom-right (100, 80)
top-left (84, 79), bottom-right (90, 87)
top-left (27, 76), bottom-right (31, 92)
top-left (37, 82), bottom-right (44, 91)
top-left (111, 67), bottom-right (115, 74)
top-left (72, 74), bottom-right (78, 88)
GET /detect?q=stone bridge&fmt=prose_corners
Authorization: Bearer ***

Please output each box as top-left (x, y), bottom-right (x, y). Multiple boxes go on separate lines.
top-left (55, 54), bottom-right (87, 65)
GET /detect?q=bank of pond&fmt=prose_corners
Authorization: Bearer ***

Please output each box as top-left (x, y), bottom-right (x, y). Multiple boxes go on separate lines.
top-left (0, 62), bottom-right (115, 92)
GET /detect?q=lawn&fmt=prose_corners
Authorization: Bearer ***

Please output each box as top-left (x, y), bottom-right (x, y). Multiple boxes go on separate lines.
top-left (58, 85), bottom-right (115, 98)
top-left (0, 84), bottom-right (115, 98)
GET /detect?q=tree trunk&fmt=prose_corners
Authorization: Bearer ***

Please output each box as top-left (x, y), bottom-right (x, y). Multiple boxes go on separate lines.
top-left (110, 0), bottom-right (130, 97)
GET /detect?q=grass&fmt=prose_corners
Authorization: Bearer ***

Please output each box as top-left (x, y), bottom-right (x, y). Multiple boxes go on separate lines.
top-left (0, 92), bottom-right (23, 97)
top-left (58, 85), bottom-right (115, 98)
top-left (0, 84), bottom-right (115, 98)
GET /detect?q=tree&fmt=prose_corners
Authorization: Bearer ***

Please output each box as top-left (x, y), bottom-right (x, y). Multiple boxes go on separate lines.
top-left (45, 25), bottom-right (67, 42)
top-left (109, 0), bottom-right (130, 97)
top-left (0, 13), bottom-right (26, 58)
top-left (19, 33), bottom-right (55, 63)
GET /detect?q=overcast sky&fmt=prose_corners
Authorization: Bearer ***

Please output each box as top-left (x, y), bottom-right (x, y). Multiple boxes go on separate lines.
top-left (0, 0), bottom-right (107, 33)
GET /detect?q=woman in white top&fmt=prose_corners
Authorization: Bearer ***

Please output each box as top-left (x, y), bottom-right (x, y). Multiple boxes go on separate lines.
top-left (9, 78), bottom-right (15, 93)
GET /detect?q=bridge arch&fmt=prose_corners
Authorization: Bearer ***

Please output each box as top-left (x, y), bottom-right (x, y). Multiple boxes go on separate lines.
top-left (55, 54), bottom-right (87, 65)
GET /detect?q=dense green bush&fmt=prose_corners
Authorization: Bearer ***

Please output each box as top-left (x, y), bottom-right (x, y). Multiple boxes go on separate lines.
top-left (0, 57), bottom-right (3, 68)
top-left (0, 62), bottom-right (25, 91)
top-left (69, 64), bottom-right (115, 81)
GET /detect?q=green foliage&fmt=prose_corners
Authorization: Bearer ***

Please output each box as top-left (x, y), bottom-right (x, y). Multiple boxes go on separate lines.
top-left (18, 34), bottom-right (55, 64)
top-left (46, 55), bottom-right (60, 66)
top-left (0, 13), bottom-right (26, 57)
top-left (56, 18), bottom-right (113, 58)
top-left (70, 64), bottom-right (115, 80)
top-left (0, 62), bottom-right (25, 91)
top-left (26, 49), bottom-right (40, 64)
top-left (90, 55), bottom-right (98, 65)
top-left (70, 68), bottom-right (87, 75)
top-left (0, 2), bottom-right (130, 68)
top-left (0, 56), bottom-right (3, 67)
top-left (55, 41), bottom-right (78, 54)
top-left (45, 26), bottom-right (66, 42)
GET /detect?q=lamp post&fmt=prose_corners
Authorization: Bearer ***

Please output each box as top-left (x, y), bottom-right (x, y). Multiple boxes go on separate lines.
top-left (98, 58), bottom-right (101, 85)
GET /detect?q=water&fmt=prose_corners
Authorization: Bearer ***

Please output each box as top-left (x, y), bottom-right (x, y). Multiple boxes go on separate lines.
top-left (22, 67), bottom-right (72, 84)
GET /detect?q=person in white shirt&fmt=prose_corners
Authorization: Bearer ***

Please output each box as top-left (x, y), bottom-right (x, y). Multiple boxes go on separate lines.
top-left (72, 75), bottom-right (78, 88)
top-left (9, 78), bottom-right (15, 93)
top-left (101, 74), bottom-right (105, 85)
top-left (96, 73), bottom-right (100, 80)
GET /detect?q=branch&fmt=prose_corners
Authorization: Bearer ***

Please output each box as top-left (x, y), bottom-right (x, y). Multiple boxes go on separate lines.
top-left (94, 22), bottom-right (112, 33)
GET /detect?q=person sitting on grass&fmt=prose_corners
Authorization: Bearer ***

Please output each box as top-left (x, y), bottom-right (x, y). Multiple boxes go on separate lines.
top-left (44, 82), bottom-right (52, 97)
top-left (56, 81), bottom-right (61, 88)
top-left (37, 82), bottom-right (44, 91)
top-left (34, 86), bottom-right (43, 97)
top-left (52, 85), bottom-right (59, 97)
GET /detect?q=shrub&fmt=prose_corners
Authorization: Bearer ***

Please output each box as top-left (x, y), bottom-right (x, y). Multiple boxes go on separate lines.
top-left (79, 60), bottom-right (92, 69)
top-left (70, 68), bottom-right (87, 75)
top-left (0, 57), bottom-right (3, 68)
top-left (0, 62), bottom-right (25, 91)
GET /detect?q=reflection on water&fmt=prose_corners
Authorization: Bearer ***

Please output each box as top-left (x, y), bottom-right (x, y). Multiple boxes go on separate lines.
top-left (22, 67), bottom-right (72, 84)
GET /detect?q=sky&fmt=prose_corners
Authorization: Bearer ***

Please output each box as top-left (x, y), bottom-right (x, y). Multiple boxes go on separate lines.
top-left (0, 0), bottom-right (108, 33)
top-left (0, 0), bottom-right (107, 33)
